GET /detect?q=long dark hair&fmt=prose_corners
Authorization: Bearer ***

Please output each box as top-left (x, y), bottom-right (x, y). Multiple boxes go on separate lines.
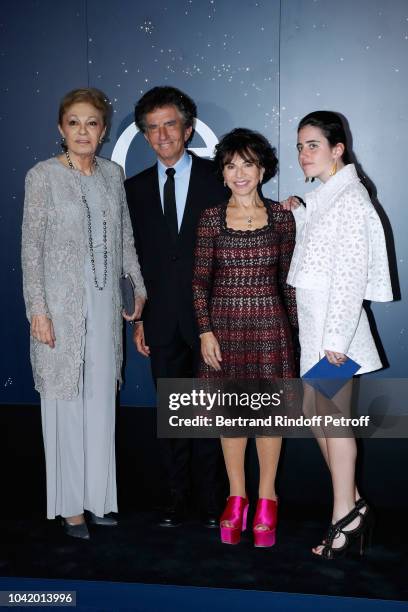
top-left (298, 111), bottom-right (351, 164)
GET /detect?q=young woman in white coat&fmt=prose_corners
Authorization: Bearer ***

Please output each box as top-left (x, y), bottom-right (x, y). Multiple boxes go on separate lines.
top-left (283, 111), bottom-right (393, 559)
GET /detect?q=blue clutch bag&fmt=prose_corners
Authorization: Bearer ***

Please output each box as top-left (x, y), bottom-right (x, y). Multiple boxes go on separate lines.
top-left (302, 356), bottom-right (361, 399)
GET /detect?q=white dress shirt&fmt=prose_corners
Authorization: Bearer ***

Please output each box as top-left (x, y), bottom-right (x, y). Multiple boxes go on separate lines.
top-left (157, 150), bottom-right (192, 231)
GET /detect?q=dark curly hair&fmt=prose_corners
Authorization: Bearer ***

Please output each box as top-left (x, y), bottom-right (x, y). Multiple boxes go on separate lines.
top-left (298, 111), bottom-right (351, 164)
top-left (134, 86), bottom-right (197, 133)
top-left (214, 128), bottom-right (278, 184)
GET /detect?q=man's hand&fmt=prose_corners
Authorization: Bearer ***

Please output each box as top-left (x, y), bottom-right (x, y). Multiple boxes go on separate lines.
top-left (31, 314), bottom-right (56, 349)
top-left (133, 321), bottom-right (150, 357)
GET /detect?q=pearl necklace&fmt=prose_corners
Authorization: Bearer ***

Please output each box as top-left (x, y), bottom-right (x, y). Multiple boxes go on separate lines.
top-left (65, 150), bottom-right (108, 291)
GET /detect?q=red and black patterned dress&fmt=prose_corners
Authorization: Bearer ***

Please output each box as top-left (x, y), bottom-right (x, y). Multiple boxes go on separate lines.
top-left (193, 200), bottom-right (297, 380)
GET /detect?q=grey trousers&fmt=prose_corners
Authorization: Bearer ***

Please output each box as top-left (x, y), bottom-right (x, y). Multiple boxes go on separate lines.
top-left (41, 253), bottom-right (117, 519)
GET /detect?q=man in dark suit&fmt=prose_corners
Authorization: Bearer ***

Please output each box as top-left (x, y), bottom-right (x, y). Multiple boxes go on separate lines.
top-left (125, 86), bottom-right (227, 528)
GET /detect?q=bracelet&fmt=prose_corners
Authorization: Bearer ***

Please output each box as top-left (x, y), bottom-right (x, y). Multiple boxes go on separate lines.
top-left (129, 319), bottom-right (143, 326)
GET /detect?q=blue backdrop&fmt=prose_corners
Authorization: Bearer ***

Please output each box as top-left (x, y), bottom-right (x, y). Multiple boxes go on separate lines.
top-left (1, 0), bottom-right (406, 406)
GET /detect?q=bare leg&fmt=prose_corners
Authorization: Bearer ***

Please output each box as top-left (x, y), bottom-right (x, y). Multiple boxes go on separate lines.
top-left (64, 513), bottom-right (85, 525)
top-left (316, 436), bottom-right (329, 466)
top-left (307, 384), bottom-right (360, 502)
top-left (221, 437), bottom-right (247, 497)
top-left (303, 383), bottom-right (330, 463)
top-left (327, 437), bottom-right (357, 521)
top-left (312, 381), bottom-right (361, 554)
top-left (220, 437), bottom-right (247, 528)
top-left (304, 379), bottom-right (358, 482)
top-left (315, 435), bottom-right (360, 503)
top-left (256, 437), bottom-right (281, 500)
top-left (315, 436), bottom-right (360, 501)
top-left (253, 436), bottom-right (282, 532)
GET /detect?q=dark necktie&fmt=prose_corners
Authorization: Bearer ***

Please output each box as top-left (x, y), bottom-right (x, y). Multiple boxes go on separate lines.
top-left (164, 167), bottom-right (178, 243)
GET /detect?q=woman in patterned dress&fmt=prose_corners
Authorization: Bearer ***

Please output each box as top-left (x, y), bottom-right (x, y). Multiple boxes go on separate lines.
top-left (284, 111), bottom-right (392, 558)
top-left (192, 128), bottom-right (297, 546)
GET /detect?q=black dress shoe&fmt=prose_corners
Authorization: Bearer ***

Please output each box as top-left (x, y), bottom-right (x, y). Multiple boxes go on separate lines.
top-left (88, 512), bottom-right (118, 526)
top-left (158, 498), bottom-right (185, 527)
top-left (201, 511), bottom-right (219, 529)
top-left (62, 519), bottom-right (90, 540)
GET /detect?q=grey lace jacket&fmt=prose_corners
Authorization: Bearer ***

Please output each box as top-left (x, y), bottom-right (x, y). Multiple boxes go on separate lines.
top-left (21, 157), bottom-right (146, 400)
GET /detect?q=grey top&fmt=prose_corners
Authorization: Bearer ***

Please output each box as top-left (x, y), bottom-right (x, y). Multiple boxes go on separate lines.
top-left (22, 156), bottom-right (146, 400)
top-left (80, 173), bottom-right (108, 252)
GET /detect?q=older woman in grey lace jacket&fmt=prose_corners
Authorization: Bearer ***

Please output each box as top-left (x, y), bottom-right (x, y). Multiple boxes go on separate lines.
top-left (21, 88), bottom-right (146, 539)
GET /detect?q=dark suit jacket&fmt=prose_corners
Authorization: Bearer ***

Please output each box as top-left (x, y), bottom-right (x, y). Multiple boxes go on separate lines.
top-left (125, 152), bottom-right (227, 347)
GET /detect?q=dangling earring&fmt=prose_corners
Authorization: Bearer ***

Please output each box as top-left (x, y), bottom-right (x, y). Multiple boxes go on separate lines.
top-left (329, 161), bottom-right (337, 177)
top-left (60, 136), bottom-right (66, 151)
top-left (99, 136), bottom-right (104, 144)
top-left (305, 176), bottom-right (315, 183)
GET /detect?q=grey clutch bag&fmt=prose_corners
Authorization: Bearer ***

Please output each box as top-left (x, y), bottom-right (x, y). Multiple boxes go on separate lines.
top-left (120, 273), bottom-right (135, 316)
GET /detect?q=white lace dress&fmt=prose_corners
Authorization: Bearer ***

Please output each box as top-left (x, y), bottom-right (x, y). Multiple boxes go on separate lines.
top-left (287, 164), bottom-right (393, 376)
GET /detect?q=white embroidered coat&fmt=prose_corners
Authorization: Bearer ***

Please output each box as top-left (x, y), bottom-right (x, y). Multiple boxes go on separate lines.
top-left (287, 164), bottom-right (393, 375)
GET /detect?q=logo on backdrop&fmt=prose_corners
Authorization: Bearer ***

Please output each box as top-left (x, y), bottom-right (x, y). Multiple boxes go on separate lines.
top-left (111, 119), bottom-right (219, 176)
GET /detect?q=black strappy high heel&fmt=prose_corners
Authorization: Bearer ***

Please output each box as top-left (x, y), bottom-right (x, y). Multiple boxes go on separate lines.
top-left (314, 502), bottom-right (374, 560)
top-left (355, 496), bottom-right (370, 515)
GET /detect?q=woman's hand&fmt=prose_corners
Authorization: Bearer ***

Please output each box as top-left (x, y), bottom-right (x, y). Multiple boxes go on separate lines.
top-left (123, 295), bottom-right (146, 322)
top-left (132, 321), bottom-right (150, 357)
top-left (31, 315), bottom-right (56, 349)
top-left (280, 196), bottom-right (301, 211)
top-left (200, 331), bottom-right (222, 371)
top-left (324, 350), bottom-right (347, 366)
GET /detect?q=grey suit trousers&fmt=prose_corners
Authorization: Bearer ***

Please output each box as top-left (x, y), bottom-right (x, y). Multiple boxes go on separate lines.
top-left (41, 252), bottom-right (117, 519)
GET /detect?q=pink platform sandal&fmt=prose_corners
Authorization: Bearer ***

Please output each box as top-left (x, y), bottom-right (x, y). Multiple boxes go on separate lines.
top-left (220, 496), bottom-right (249, 545)
top-left (253, 498), bottom-right (278, 548)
